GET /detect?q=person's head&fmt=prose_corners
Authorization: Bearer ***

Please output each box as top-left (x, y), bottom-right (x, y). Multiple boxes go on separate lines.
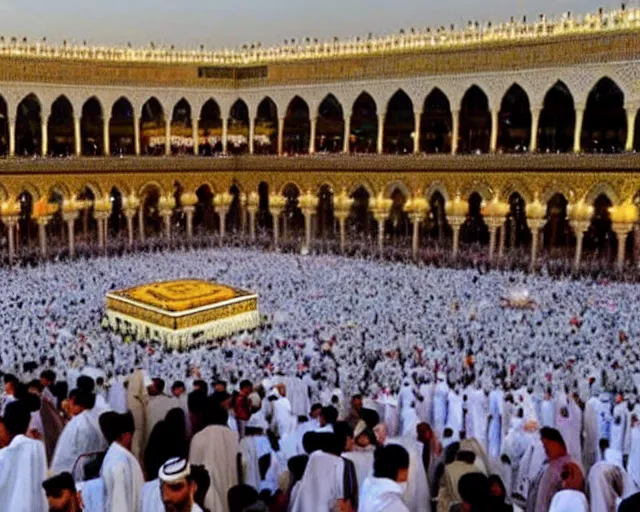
top-left (213, 380), bottom-right (227, 394)
top-left (228, 484), bottom-right (259, 512)
top-left (76, 375), bottom-right (95, 394)
top-left (334, 421), bottom-right (354, 452)
top-left (152, 378), bottom-right (166, 396)
top-left (540, 427), bottom-right (567, 460)
top-left (487, 474), bottom-right (507, 502)
top-left (159, 458), bottom-right (197, 512)
top-left (309, 403), bottom-right (322, 419)
top-left (373, 423), bottom-right (387, 445)
top-left (239, 380), bottom-right (253, 396)
top-left (40, 370), bottom-right (56, 388)
top-left (193, 379), bottom-right (208, 395)
top-left (42, 472), bottom-right (81, 512)
top-left (560, 462), bottom-right (585, 491)
top-left (319, 406), bottom-right (338, 427)
top-left (353, 420), bottom-right (372, 448)
top-left (458, 473), bottom-right (489, 510)
top-left (99, 411), bottom-right (135, 449)
top-left (3, 400), bottom-right (31, 439)
top-left (190, 464), bottom-right (210, 510)
top-left (3, 374), bottom-right (18, 396)
top-left (28, 379), bottom-right (44, 396)
top-left (416, 422), bottom-right (434, 444)
top-left (287, 455), bottom-right (309, 485)
top-left (68, 389), bottom-right (96, 416)
top-left (456, 450), bottom-right (476, 465)
top-left (373, 444), bottom-right (410, 483)
top-left (350, 394), bottom-right (363, 412)
top-left (171, 381), bottom-right (186, 398)
top-left (203, 396), bottom-right (229, 427)
top-left (599, 438), bottom-right (610, 459)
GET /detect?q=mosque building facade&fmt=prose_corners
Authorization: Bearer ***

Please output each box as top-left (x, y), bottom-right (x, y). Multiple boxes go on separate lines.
top-left (0, 7), bottom-right (639, 269)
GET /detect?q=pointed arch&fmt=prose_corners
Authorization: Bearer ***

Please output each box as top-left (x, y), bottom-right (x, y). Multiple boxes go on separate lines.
top-left (538, 81), bottom-right (575, 153)
top-left (350, 92), bottom-right (378, 153)
top-left (283, 96), bottom-right (310, 155)
top-left (110, 96), bottom-right (135, 155)
top-left (228, 99), bottom-right (250, 154)
top-left (461, 191), bottom-right (489, 245)
top-left (255, 97), bottom-right (278, 155)
top-left (0, 95), bottom-right (8, 156)
top-left (458, 85), bottom-right (491, 153)
top-left (582, 77), bottom-right (626, 153)
top-left (15, 93), bottom-right (42, 156)
top-left (81, 96), bottom-right (104, 156)
top-left (498, 83), bottom-right (532, 153)
top-left (140, 97), bottom-right (165, 156)
top-left (347, 185), bottom-right (375, 236)
top-left (199, 98), bottom-right (222, 155)
top-left (421, 88), bottom-right (452, 154)
top-left (384, 89), bottom-right (414, 154)
top-left (316, 94), bottom-right (344, 153)
top-left (170, 98), bottom-right (192, 155)
top-left (48, 95), bottom-right (74, 157)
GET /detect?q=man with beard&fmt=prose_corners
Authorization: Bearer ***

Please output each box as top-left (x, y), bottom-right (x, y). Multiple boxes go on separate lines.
top-left (42, 473), bottom-right (82, 512)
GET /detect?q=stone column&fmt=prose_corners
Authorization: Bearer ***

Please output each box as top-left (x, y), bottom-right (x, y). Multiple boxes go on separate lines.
top-left (218, 207), bottom-right (228, 244)
top-left (124, 208), bottom-right (136, 247)
top-left (336, 212), bottom-right (348, 252)
top-left (183, 206), bottom-right (195, 239)
top-left (221, 117), bottom-right (228, 153)
top-left (626, 107), bottom-right (637, 152)
top-left (37, 216), bottom-right (50, 257)
top-left (95, 213), bottom-right (105, 249)
top-left (309, 116), bottom-right (317, 154)
top-left (487, 218), bottom-right (501, 260)
top-left (301, 208), bottom-right (314, 250)
top-left (376, 114), bottom-right (385, 154)
top-left (247, 206), bottom-right (257, 241)
top-left (165, 118), bottom-right (172, 156)
top-left (63, 212), bottom-right (79, 257)
top-left (343, 115), bottom-right (351, 153)
top-left (498, 222), bottom-right (507, 259)
top-left (613, 223), bottom-right (633, 271)
top-left (134, 115), bottom-right (141, 156)
top-left (4, 216), bottom-right (18, 261)
top-left (103, 117), bottom-right (110, 156)
top-left (192, 117), bottom-right (199, 155)
top-left (248, 117), bottom-right (255, 154)
top-left (277, 117), bottom-right (284, 155)
top-left (41, 118), bottom-right (48, 156)
top-left (451, 109), bottom-right (460, 154)
top-left (528, 219), bottom-right (545, 271)
top-left (490, 108), bottom-right (499, 153)
top-left (573, 106), bottom-right (585, 153)
top-left (374, 212), bottom-right (387, 254)
top-left (449, 216), bottom-right (465, 258)
top-left (410, 213), bottom-right (424, 259)
top-left (413, 111), bottom-right (422, 154)
top-left (271, 207), bottom-right (282, 248)
top-left (74, 117), bottom-right (82, 156)
top-left (8, 117), bottom-right (15, 157)
top-left (572, 222), bottom-right (589, 272)
top-left (530, 108), bottom-right (540, 152)
top-left (160, 209), bottom-right (172, 239)
top-left (138, 207), bottom-right (145, 242)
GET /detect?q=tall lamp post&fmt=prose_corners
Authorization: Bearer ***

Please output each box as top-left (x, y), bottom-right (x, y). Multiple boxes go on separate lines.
top-left (403, 194), bottom-right (430, 260)
top-left (525, 194), bottom-right (547, 272)
top-left (567, 199), bottom-right (593, 272)
top-left (445, 193), bottom-right (469, 259)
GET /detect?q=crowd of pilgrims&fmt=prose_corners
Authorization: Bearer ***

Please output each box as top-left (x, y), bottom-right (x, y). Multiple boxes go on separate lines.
top-left (2, 247), bottom-right (640, 510)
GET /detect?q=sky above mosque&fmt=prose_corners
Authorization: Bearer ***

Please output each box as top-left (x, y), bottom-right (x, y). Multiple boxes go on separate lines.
top-left (0, 0), bottom-right (621, 49)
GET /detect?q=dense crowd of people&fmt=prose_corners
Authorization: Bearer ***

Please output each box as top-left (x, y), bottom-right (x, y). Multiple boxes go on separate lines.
top-left (1, 247), bottom-right (640, 510)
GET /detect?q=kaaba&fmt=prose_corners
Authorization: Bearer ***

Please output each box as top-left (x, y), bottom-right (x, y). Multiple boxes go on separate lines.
top-left (105, 279), bottom-right (260, 348)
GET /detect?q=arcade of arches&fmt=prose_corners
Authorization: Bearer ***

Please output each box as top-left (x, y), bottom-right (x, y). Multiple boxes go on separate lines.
top-left (1, 171), bottom-right (640, 274)
top-left (0, 77), bottom-right (638, 158)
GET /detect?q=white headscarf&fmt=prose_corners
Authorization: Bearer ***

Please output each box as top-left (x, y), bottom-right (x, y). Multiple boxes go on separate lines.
top-left (548, 490), bottom-right (588, 512)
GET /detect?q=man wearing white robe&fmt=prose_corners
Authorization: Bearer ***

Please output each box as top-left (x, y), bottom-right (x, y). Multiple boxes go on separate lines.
top-left (610, 393), bottom-right (628, 464)
top-left (433, 375), bottom-right (449, 438)
top-left (189, 407), bottom-right (239, 512)
top-left (359, 444), bottom-right (410, 512)
top-left (51, 390), bottom-right (107, 480)
top-left (146, 379), bottom-right (178, 442)
top-left (141, 458), bottom-right (204, 512)
top-left (488, 385), bottom-right (504, 460)
top-left (0, 401), bottom-right (48, 512)
top-left (99, 411), bottom-right (145, 512)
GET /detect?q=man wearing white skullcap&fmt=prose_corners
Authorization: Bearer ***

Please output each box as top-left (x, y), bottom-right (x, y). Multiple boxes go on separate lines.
top-left (141, 457), bottom-right (203, 512)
